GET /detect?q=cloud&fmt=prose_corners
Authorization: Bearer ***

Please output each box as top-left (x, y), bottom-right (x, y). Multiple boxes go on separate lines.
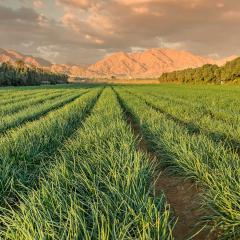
top-left (21, 41), bottom-right (34, 48)
top-left (33, 0), bottom-right (44, 9)
top-left (0, 5), bottom-right (39, 21)
top-left (1, 0), bottom-right (240, 64)
top-left (56, 0), bottom-right (102, 10)
top-left (157, 37), bottom-right (186, 49)
top-left (37, 45), bottom-right (59, 61)
top-left (85, 34), bottom-right (104, 44)
top-left (222, 10), bottom-right (240, 19)
top-left (117, 0), bottom-right (156, 5)
top-left (132, 6), bottom-right (149, 14)
top-left (58, 0), bottom-right (91, 8)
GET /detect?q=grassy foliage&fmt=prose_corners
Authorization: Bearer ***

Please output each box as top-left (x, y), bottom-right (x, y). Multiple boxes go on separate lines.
top-left (126, 90), bottom-right (240, 151)
top-left (116, 88), bottom-right (240, 239)
top-left (0, 83), bottom-right (239, 239)
top-left (0, 89), bottom-right (65, 116)
top-left (0, 89), bottom-right (101, 205)
top-left (0, 89), bottom-right (50, 105)
top-left (0, 88), bottom-right (173, 240)
top-left (0, 90), bottom-right (88, 133)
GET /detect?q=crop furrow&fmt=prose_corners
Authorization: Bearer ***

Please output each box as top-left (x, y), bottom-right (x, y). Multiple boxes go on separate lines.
top-left (115, 88), bottom-right (240, 239)
top-left (0, 89), bottom-right (60, 105)
top-left (0, 87), bottom-right (174, 240)
top-left (0, 91), bottom-right (89, 134)
top-left (127, 91), bottom-right (240, 153)
top-left (0, 88), bottom-right (102, 206)
top-left (146, 92), bottom-right (239, 124)
top-left (0, 89), bottom-right (70, 116)
top-left (113, 87), bottom-right (215, 240)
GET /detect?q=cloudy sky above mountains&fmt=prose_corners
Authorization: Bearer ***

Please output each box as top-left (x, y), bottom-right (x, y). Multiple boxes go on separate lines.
top-left (0, 0), bottom-right (240, 64)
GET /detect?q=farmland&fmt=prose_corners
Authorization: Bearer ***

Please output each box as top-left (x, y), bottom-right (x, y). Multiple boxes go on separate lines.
top-left (0, 84), bottom-right (239, 240)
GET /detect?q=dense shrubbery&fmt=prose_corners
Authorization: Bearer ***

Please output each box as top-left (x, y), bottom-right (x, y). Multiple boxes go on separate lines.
top-left (0, 61), bottom-right (68, 86)
top-left (159, 57), bottom-right (240, 84)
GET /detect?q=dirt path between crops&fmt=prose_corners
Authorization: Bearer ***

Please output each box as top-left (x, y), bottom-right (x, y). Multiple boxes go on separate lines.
top-left (124, 113), bottom-right (217, 240)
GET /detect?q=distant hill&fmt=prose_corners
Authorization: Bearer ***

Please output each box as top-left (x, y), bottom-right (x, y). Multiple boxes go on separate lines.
top-left (0, 48), bottom-right (88, 76)
top-left (0, 48), bottom-right (52, 67)
top-left (50, 64), bottom-right (87, 77)
top-left (85, 49), bottom-right (237, 78)
top-left (0, 48), bottom-right (237, 79)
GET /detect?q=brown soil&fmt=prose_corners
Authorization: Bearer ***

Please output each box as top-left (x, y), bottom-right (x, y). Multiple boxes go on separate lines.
top-left (125, 114), bottom-right (217, 240)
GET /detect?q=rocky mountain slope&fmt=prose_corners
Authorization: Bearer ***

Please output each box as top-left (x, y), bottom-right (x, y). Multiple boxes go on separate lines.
top-left (86, 49), bottom-right (237, 78)
top-left (0, 48), bottom-right (52, 67)
top-left (0, 48), bottom-right (237, 78)
top-left (50, 64), bottom-right (87, 76)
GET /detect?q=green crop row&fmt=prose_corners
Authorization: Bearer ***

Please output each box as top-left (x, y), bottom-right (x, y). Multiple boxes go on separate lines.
top-left (0, 89), bottom-right (60, 105)
top-left (0, 90), bottom-right (88, 134)
top-left (125, 84), bottom-right (240, 114)
top-left (133, 91), bottom-right (239, 124)
top-left (116, 88), bottom-right (240, 239)
top-left (0, 89), bottom-right (71, 116)
top-left (127, 91), bottom-right (240, 151)
top-left (0, 87), bottom-right (174, 240)
top-left (0, 89), bottom-right (101, 207)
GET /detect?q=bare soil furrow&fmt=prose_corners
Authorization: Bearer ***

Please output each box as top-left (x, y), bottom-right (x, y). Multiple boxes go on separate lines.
top-left (114, 88), bottom-right (216, 240)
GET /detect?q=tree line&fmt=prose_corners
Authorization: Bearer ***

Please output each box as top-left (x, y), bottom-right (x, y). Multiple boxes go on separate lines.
top-left (159, 57), bottom-right (240, 84)
top-left (0, 61), bottom-right (68, 86)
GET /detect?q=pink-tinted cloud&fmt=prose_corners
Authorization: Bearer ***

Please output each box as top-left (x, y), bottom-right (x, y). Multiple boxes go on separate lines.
top-left (1, 0), bottom-right (240, 64)
top-left (222, 10), bottom-right (240, 19)
top-left (33, 0), bottom-right (44, 9)
top-left (56, 0), bottom-right (102, 9)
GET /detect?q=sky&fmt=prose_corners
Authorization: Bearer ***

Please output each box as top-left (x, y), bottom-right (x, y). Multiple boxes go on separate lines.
top-left (0, 0), bottom-right (240, 64)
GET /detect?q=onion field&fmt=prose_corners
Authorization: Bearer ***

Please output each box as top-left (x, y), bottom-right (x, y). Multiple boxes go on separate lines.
top-left (0, 84), bottom-right (239, 240)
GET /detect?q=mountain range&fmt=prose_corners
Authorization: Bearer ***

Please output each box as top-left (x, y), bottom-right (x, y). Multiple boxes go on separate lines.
top-left (0, 48), bottom-right (52, 67)
top-left (0, 48), bottom-right (237, 78)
